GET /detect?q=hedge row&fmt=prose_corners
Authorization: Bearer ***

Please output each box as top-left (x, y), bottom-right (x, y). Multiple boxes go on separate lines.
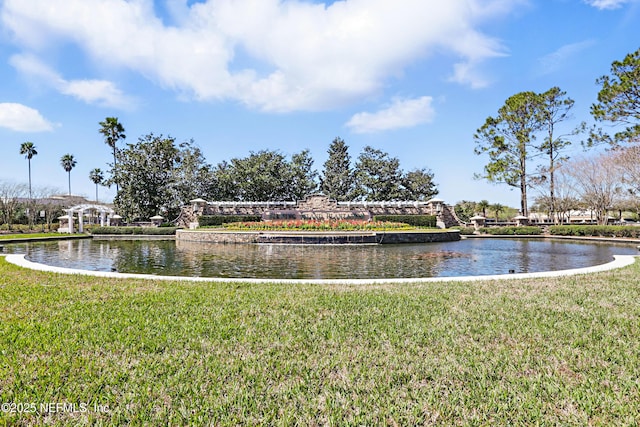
top-left (549, 225), bottom-right (640, 238)
top-left (373, 215), bottom-right (437, 228)
top-left (198, 215), bottom-right (263, 227)
top-left (457, 227), bottom-right (477, 235)
top-left (478, 226), bottom-right (543, 235)
top-left (91, 226), bottom-right (179, 235)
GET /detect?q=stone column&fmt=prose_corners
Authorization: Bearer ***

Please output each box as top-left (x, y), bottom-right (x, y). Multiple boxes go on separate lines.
top-left (514, 215), bottom-right (529, 226)
top-left (78, 209), bottom-right (84, 233)
top-left (470, 215), bottom-right (486, 231)
top-left (68, 211), bottom-right (74, 234)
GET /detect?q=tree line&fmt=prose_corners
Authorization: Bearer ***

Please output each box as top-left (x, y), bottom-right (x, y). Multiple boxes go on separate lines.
top-left (12, 121), bottom-right (437, 224)
top-left (0, 181), bottom-right (68, 230)
top-left (18, 142), bottom-right (80, 197)
top-left (466, 145), bottom-right (640, 226)
top-left (474, 48), bottom-right (640, 222)
top-left (530, 147), bottom-right (640, 225)
top-left (106, 134), bottom-right (438, 221)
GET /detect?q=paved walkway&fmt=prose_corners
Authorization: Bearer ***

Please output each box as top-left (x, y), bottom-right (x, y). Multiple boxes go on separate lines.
top-left (2, 253), bottom-right (637, 285)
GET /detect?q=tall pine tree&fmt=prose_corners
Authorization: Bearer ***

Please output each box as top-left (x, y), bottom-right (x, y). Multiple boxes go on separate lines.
top-left (320, 137), bottom-right (354, 201)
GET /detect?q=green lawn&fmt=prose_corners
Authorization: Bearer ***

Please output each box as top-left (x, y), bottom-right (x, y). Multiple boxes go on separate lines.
top-left (1, 257), bottom-right (639, 425)
top-left (0, 233), bottom-right (85, 240)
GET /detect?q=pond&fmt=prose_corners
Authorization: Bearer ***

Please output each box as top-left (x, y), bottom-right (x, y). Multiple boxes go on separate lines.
top-left (3, 238), bottom-right (638, 279)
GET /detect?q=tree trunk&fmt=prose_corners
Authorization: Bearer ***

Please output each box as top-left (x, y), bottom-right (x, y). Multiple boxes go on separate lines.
top-left (549, 145), bottom-right (556, 224)
top-left (520, 155), bottom-right (528, 217)
top-left (28, 159), bottom-right (32, 200)
top-left (113, 147), bottom-right (119, 194)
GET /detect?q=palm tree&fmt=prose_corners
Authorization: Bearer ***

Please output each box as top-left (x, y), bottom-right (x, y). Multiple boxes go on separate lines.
top-left (60, 154), bottom-right (77, 196)
top-left (89, 168), bottom-right (104, 202)
top-left (99, 117), bottom-right (126, 192)
top-left (477, 199), bottom-right (489, 218)
top-left (491, 203), bottom-right (505, 222)
top-left (19, 141), bottom-right (38, 199)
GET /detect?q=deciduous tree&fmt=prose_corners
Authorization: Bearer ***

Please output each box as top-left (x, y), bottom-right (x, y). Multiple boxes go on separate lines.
top-left (353, 146), bottom-right (403, 201)
top-left (454, 200), bottom-right (477, 223)
top-left (227, 150), bottom-right (291, 201)
top-left (400, 168), bottom-right (438, 201)
top-left (112, 134), bottom-right (179, 221)
top-left (0, 181), bottom-right (27, 229)
top-left (171, 140), bottom-right (216, 207)
top-left (560, 154), bottom-right (623, 225)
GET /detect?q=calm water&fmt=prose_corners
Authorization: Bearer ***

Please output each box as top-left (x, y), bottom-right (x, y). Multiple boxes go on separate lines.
top-left (3, 238), bottom-right (638, 279)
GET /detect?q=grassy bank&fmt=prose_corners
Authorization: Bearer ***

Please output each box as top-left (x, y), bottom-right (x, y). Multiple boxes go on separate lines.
top-left (1, 258), bottom-right (639, 425)
top-left (0, 233), bottom-right (81, 240)
top-left (0, 233), bottom-right (88, 244)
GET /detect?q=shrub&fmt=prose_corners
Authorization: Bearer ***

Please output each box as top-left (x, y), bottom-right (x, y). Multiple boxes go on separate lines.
top-left (141, 227), bottom-right (179, 235)
top-left (373, 215), bottom-right (437, 228)
top-left (457, 227), bottom-right (476, 235)
top-left (90, 226), bottom-right (178, 235)
top-left (548, 225), bottom-right (640, 238)
top-left (198, 215), bottom-right (262, 227)
top-left (478, 226), bottom-right (542, 235)
top-left (221, 219), bottom-right (413, 231)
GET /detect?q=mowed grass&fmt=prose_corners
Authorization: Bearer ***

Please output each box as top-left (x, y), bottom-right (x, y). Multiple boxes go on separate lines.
top-left (0, 233), bottom-right (86, 241)
top-left (1, 257), bottom-right (639, 426)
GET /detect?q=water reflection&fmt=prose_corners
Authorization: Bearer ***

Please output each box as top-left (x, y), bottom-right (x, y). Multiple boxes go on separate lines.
top-left (4, 238), bottom-right (637, 279)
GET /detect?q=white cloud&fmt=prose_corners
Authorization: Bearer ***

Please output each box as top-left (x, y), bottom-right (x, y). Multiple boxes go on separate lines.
top-left (60, 80), bottom-right (134, 109)
top-left (345, 96), bottom-right (435, 134)
top-left (536, 40), bottom-right (595, 76)
top-left (9, 54), bottom-right (135, 109)
top-left (1, 0), bottom-right (516, 112)
top-left (584, 0), bottom-right (630, 9)
top-left (0, 103), bottom-right (55, 132)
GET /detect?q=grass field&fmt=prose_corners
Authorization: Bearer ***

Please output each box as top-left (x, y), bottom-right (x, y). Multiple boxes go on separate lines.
top-left (0, 233), bottom-right (86, 241)
top-left (0, 233), bottom-right (57, 240)
top-left (1, 256), bottom-right (639, 425)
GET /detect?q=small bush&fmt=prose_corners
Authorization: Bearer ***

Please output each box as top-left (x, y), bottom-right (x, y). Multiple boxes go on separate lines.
top-left (141, 227), bottom-right (179, 235)
top-left (90, 226), bottom-right (178, 235)
top-left (198, 215), bottom-right (262, 227)
top-left (91, 226), bottom-right (135, 235)
top-left (373, 215), bottom-right (437, 228)
top-left (221, 219), bottom-right (412, 231)
top-left (478, 226), bottom-right (542, 235)
top-left (548, 225), bottom-right (640, 238)
top-left (457, 227), bottom-right (477, 235)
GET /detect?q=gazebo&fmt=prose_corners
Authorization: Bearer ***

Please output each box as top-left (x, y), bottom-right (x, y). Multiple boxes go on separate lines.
top-left (58, 204), bottom-right (117, 233)
top-left (470, 215), bottom-right (486, 230)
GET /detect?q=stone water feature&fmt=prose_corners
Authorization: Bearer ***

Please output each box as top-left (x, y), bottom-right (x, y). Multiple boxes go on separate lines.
top-left (175, 194), bottom-right (463, 245)
top-left (177, 194), bottom-right (462, 229)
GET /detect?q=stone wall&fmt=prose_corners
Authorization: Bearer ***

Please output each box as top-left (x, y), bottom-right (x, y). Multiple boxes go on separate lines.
top-left (178, 194), bottom-right (461, 228)
top-left (176, 229), bottom-right (461, 245)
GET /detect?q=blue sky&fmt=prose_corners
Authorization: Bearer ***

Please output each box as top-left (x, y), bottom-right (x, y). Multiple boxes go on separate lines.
top-left (0, 0), bottom-right (638, 207)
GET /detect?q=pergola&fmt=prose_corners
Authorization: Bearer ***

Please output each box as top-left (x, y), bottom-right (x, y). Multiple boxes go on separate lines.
top-left (58, 204), bottom-right (117, 233)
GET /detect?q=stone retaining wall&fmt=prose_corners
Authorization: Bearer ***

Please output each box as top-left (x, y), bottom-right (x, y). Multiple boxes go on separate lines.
top-left (176, 229), bottom-right (460, 245)
top-left (178, 194), bottom-right (461, 229)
